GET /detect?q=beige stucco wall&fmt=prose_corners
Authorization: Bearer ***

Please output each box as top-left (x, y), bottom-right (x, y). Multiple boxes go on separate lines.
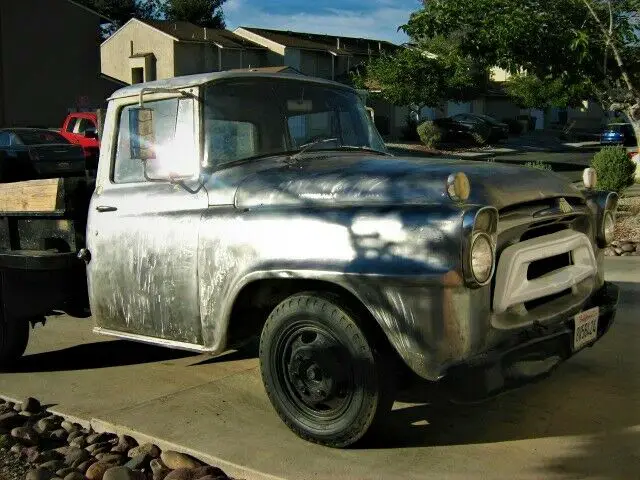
top-left (0, 0), bottom-right (120, 127)
top-left (101, 20), bottom-right (176, 83)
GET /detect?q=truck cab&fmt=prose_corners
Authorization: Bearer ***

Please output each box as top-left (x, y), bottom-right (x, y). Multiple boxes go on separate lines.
top-left (0, 71), bottom-right (620, 449)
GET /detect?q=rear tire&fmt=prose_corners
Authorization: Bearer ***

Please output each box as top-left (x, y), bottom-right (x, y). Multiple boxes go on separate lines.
top-left (259, 292), bottom-right (394, 448)
top-left (0, 314), bottom-right (29, 368)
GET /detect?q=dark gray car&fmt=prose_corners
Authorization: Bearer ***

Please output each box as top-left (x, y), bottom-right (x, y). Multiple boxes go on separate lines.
top-left (0, 128), bottom-right (85, 181)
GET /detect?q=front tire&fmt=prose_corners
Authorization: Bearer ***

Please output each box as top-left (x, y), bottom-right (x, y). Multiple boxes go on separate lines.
top-left (259, 292), bottom-right (393, 448)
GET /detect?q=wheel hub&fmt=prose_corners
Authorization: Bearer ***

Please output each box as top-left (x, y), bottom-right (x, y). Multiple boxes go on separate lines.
top-left (285, 330), bottom-right (349, 410)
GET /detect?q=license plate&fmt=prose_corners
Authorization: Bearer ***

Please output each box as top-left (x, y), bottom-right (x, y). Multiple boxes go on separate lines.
top-left (573, 307), bottom-right (599, 351)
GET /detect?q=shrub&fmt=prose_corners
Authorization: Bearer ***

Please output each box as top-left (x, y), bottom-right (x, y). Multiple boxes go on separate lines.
top-left (524, 160), bottom-right (553, 171)
top-left (591, 146), bottom-right (636, 193)
top-left (417, 121), bottom-right (442, 148)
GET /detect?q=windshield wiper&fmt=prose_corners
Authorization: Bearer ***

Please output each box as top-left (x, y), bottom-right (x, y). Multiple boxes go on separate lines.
top-left (333, 145), bottom-right (392, 156)
top-left (287, 137), bottom-right (339, 162)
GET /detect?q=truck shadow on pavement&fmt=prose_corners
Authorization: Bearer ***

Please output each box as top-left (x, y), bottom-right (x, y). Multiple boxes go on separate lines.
top-left (7, 340), bottom-right (198, 372)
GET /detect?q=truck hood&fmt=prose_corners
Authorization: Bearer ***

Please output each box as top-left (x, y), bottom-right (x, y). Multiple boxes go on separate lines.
top-left (234, 154), bottom-right (585, 210)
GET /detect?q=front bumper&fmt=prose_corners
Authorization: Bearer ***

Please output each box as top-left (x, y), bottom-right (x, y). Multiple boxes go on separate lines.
top-left (439, 281), bottom-right (619, 402)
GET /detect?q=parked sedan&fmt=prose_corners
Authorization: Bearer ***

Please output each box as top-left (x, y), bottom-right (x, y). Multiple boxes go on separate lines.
top-left (433, 113), bottom-right (507, 145)
top-left (600, 122), bottom-right (636, 146)
top-left (0, 128), bottom-right (86, 182)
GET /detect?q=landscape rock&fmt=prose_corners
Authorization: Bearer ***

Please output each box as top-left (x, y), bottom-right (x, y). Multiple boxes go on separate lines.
top-left (622, 252), bottom-right (633, 256)
top-left (50, 429), bottom-right (69, 442)
top-left (13, 403), bottom-right (22, 412)
top-left (33, 449), bottom-right (64, 464)
top-left (56, 468), bottom-right (78, 478)
top-left (76, 460), bottom-right (97, 474)
top-left (61, 422), bottom-right (77, 434)
top-left (127, 444), bottom-right (160, 459)
top-left (621, 242), bottom-right (635, 252)
top-left (162, 469), bottom-right (193, 480)
top-left (94, 453), bottom-right (126, 465)
top-left (196, 475), bottom-right (227, 480)
top-left (40, 460), bottom-right (65, 472)
top-left (36, 417), bottom-right (62, 434)
top-left (149, 459), bottom-right (169, 480)
top-left (111, 436), bottom-right (137, 454)
top-left (604, 246), bottom-right (617, 256)
top-left (614, 247), bottom-right (623, 255)
top-left (0, 412), bottom-right (24, 429)
top-left (103, 466), bottom-right (145, 480)
top-left (26, 468), bottom-right (56, 480)
top-left (22, 397), bottom-right (42, 414)
top-left (160, 451), bottom-right (203, 470)
top-left (70, 437), bottom-right (88, 449)
top-left (10, 443), bottom-right (22, 454)
top-left (64, 447), bottom-right (91, 467)
top-left (124, 454), bottom-right (150, 471)
top-left (87, 433), bottom-right (112, 445)
top-left (11, 426), bottom-right (40, 446)
top-left (86, 462), bottom-right (115, 480)
top-left (87, 442), bottom-right (112, 454)
top-left (67, 431), bottom-right (85, 443)
top-left (64, 472), bottom-right (87, 480)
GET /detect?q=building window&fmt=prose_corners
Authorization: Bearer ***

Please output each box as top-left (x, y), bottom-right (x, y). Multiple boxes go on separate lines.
top-left (131, 67), bottom-right (144, 84)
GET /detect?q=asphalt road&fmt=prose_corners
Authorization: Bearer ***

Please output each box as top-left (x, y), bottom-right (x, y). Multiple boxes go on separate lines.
top-left (0, 259), bottom-right (638, 480)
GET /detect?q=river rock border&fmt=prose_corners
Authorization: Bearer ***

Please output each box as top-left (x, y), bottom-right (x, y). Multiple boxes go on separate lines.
top-left (0, 398), bottom-right (238, 480)
top-left (604, 240), bottom-right (640, 256)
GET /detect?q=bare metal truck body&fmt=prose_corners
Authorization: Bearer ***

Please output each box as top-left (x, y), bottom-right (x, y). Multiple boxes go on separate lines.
top-left (0, 72), bottom-right (620, 447)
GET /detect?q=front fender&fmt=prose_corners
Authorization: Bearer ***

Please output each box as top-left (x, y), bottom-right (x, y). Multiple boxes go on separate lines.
top-left (197, 205), bottom-right (471, 378)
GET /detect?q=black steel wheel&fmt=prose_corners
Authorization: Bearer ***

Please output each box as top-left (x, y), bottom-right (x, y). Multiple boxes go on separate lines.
top-left (259, 292), bottom-right (393, 448)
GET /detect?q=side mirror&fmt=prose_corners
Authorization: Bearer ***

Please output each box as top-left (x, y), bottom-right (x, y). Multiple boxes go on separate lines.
top-left (128, 106), bottom-right (156, 161)
top-left (84, 128), bottom-right (98, 139)
top-left (128, 102), bottom-right (200, 183)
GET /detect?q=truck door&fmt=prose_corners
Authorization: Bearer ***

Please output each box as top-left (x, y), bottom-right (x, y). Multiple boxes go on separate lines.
top-left (86, 94), bottom-right (207, 345)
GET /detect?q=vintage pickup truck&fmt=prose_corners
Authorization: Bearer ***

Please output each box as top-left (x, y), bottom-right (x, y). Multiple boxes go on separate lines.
top-left (0, 71), bottom-right (620, 448)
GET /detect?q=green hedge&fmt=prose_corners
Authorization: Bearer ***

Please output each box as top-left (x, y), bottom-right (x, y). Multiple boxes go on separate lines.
top-left (417, 121), bottom-right (442, 148)
top-left (591, 146), bottom-right (636, 193)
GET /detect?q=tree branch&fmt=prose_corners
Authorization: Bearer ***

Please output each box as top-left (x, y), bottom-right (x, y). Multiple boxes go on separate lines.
top-left (582, 0), bottom-right (639, 97)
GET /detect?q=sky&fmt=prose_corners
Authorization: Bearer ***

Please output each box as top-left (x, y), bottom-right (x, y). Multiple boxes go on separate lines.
top-left (223, 0), bottom-right (421, 44)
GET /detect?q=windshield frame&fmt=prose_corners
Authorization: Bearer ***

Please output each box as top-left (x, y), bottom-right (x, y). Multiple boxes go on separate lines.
top-left (201, 77), bottom-right (388, 170)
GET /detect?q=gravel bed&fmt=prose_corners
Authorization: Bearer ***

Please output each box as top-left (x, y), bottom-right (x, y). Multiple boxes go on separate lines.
top-left (614, 195), bottom-right (640, 243)
top-left (0, 397), bottom-right (240, 480)
top-left (0, 448), bottom-right (32, 480)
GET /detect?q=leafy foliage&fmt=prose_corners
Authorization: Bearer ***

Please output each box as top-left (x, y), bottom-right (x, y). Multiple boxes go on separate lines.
top-left (74, 0), bottom-right (227, 35)
top-left (162, 0), bottom-right (227, 28)
top-left (417, 121), bottom-right (442, 148)
top-left (591, 145), bottom-right (637, 192)
top-left (352, 38), bottom-right (487, 110)
top-left (400, 0), bottom-right (640, 137)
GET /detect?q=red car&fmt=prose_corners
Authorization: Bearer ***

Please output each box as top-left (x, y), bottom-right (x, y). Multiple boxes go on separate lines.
top-left (59, 112), bottom-right (99, 170)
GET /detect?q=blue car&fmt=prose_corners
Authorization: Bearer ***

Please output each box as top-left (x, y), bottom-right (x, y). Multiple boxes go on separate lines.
top-left (600, 122), bottom-right (637, 146)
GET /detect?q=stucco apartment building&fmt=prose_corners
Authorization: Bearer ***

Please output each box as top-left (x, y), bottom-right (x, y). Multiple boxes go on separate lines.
top-left (0, 0), bottom-right (122, 128)
top-left (100, 19), bottom-right (270, 85)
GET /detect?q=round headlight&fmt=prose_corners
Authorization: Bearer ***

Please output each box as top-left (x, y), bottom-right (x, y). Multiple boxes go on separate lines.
top-left (471, 233), bottom-right (494, 284)
top-left (603, 210), bottom-right (615, 245)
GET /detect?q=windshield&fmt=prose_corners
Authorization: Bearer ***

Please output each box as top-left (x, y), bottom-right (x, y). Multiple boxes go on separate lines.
top-left (15, 130), bottom-right (69, 145)
top-left (203, 78), bottom-right (387, 166)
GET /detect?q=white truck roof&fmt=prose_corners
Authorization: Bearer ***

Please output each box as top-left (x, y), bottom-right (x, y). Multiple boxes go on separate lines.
top-left (108, 71), bottom-right (353, 101)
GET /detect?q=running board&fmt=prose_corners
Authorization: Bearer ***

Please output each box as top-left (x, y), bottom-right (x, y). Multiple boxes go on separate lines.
top-left (93, 327), bottom-right (212, 353)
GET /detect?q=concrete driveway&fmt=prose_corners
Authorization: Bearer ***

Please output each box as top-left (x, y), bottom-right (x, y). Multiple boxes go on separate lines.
top-left (1, 259), bottom-right (638, 480)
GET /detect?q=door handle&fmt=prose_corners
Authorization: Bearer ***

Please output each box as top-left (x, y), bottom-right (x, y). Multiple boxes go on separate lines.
top-left (96, 205), bottom-right (117, 212)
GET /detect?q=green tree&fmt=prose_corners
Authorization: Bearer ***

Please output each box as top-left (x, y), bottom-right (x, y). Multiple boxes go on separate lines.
top-left (74, 0), bottom-right (161, 35)
top-left (161, 0), bottom-right (227, 28)
top-left (401, 0), bottom-right (640, 138)
top-left (352, 38), bottom-right (488, 115)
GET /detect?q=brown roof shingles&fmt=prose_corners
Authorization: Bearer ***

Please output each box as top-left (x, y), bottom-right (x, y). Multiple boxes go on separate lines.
top-left (140, 20), bottom-right (266, 49)
top-left (239, 27), bottom-right (399, 56)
